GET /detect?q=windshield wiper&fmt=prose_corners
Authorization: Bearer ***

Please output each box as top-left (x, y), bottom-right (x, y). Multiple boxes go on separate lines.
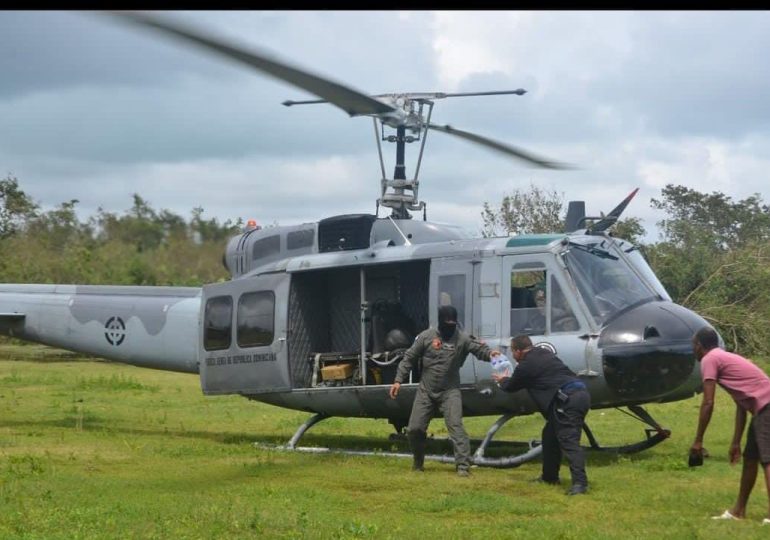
top-left (567, 241), bottom-right (618, 260)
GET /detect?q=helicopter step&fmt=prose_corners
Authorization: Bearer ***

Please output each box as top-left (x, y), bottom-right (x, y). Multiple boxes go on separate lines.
top-left (257, 405), bottom-right (670, 468)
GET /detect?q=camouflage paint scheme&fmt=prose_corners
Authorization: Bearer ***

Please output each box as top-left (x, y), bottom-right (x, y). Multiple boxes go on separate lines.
top-left (0, 284), bottom-right (200, 373)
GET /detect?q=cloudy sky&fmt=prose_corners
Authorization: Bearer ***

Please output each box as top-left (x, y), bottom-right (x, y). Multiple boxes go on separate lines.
top-left (2, 11), bottom-right (769, 241)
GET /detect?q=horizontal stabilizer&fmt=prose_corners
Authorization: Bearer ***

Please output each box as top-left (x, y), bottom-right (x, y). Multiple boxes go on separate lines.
top-left (0, 312), bottom-right (25, 321)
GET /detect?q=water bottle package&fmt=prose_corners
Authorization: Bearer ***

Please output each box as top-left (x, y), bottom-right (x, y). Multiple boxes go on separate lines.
top-left (491, 354), bottom-right (515, 378)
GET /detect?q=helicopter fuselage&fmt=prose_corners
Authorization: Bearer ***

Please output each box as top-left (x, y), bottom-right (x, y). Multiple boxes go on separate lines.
top-left (0, 215), bottom-right (707, 427)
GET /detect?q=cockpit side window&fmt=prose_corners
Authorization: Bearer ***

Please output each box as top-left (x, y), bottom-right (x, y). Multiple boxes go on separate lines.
top-left (509, 264), bottom-right (580, 336)
top-left (510, 268), bottom-right (546, 336)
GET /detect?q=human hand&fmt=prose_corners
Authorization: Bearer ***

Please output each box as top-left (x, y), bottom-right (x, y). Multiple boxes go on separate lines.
top-left (490, 350), bottom-right (501, 358)
top-left (389, 382), bottom-right (400, 399)
top-left (491, 372), bottom-right (504, 383)
top-left (729, 443), bottom-right (742, 465)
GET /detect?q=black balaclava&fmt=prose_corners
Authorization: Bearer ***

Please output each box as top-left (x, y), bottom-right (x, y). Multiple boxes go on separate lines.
top-left (438, 305), bottom-right (458, 341)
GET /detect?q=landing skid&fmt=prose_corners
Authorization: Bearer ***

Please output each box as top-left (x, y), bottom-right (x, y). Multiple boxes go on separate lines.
top-left (256, 405), bottom-right (670, 468)
top-left (582, 404), bottom-right (671, 454)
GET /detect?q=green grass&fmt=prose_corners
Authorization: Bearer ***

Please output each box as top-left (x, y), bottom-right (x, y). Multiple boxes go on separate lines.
top-left (1, 346), bottom-right (769, 539)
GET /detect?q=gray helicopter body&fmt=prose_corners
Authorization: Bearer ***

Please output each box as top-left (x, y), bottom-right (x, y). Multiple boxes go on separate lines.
top-left (0, 215), bottom-right (707, 428)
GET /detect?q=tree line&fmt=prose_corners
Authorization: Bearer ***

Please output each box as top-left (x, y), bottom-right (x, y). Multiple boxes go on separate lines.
top-left (0, 175), bottom-right (240, 287)
top-left (1, 175), bottom-right (769, 357)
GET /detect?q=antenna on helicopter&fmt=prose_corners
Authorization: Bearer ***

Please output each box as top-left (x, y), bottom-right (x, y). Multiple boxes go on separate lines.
top-left (104, 11), bottom-right (574, 220)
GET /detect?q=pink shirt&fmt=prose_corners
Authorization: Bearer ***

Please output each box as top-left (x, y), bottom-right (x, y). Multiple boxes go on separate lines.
top-left (701, 348), bottom-right (770, 415)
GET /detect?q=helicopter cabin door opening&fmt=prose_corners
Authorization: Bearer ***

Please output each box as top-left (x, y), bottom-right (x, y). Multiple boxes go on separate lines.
top-left (199, 273), bottom-right (291, 396)
top-left (288, 260), bottom-right (429, 390)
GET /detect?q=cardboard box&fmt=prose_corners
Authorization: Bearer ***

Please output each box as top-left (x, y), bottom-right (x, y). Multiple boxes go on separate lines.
top-left (321, 363), bottom-right (355, 381)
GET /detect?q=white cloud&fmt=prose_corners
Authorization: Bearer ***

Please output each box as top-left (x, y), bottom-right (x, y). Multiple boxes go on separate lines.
top-left (636, 136), bottom-right (770, 197)
top-left (430, 11), bottom-right (532, 90)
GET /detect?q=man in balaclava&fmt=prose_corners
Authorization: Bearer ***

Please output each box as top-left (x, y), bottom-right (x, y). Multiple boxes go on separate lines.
top-left (389, 305), bottom-right (497, 476)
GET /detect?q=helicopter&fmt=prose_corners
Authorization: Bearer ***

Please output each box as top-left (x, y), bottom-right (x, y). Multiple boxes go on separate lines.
top-left (0, 12), bottom-right (712, 468)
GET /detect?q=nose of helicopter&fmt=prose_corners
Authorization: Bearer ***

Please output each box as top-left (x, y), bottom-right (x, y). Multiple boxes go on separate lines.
top-left (598, 301), bottom-right (711, 401)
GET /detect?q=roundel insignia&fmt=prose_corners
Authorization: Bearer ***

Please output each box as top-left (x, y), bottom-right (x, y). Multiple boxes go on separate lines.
top-left (105, 316), bottom-right (126, 346)
top-left (535, 342), bottom-right (556, 354)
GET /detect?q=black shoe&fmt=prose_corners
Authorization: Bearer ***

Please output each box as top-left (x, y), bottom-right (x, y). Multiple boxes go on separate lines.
top-left (412, 464), bottom-right (425, 472)
top-left (567, 484), bottom-right (588, 496)
top-left (531, 476), bottom-right (561, 485)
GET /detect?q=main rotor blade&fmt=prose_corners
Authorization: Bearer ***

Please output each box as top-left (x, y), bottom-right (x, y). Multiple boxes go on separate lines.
top-left (283, 89), bottom-right (528, 107)
top-left (282, 98), bottom-right (328, 106)
top-left (590, 188), bottom-right (640, 232)
top-left (373, 89), bottom-right (528, 101)
top-left (428, 124), bottom-right (573, 170)
top-left (440, 89), bottom-right (527, 99)
top-left (105, 11), bottom-right (396, 117)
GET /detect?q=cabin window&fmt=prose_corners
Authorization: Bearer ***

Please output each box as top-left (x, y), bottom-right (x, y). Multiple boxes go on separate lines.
top-left (509, 266), bottom-right (579, 336)
top-left (438, 274), bottom-right (466, 328)
top-left (204, 295), bottom-right (233, 351)
top-left (237, 291), bottom-right (275, 347)
top-left (252, 235), bottom-right (281, 261)
top-left (287, 229), bottom-right (314, 250)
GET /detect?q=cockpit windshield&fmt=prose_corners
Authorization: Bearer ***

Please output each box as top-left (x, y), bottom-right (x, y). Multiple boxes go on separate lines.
top-left (563, 240), bottom-right (659, 325)
top-left (615, 241), bottom-right (672, 302)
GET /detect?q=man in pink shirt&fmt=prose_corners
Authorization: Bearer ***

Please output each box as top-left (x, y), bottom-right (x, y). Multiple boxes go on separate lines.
top-left (690, 326), bottom-right (770, 524)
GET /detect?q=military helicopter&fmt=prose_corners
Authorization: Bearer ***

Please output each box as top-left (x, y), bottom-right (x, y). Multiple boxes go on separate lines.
top-left (0, 12), bottom-right (711, 467)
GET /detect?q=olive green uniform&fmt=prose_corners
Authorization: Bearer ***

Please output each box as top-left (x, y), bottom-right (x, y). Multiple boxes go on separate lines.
top-left (394, 328), bottom-right (493, 471)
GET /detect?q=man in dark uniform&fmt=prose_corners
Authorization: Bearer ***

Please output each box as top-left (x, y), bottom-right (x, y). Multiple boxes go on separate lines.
top-left (493, 334), bottom-right (590, 495)
top-left (389, 305), bottom-right (496, 476)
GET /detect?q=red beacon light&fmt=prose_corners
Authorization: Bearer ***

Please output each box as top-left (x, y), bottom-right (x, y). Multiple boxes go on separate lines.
top-left (245, 219), bottom-right (261, 231)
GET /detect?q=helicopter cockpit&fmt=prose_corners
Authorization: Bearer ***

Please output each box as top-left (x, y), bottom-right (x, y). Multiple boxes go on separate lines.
top-left (561, 239), bottom-right (661, 326)
top-left (552, 236), bottom-right (702, 401)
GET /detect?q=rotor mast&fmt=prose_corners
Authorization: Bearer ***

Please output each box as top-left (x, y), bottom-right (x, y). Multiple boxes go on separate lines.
top-left (375, 97), bottom-right (434, 220)
top-left (282, 88), bottom-right (558, 220)
top-left (371, 90), bottom-right (544, 220)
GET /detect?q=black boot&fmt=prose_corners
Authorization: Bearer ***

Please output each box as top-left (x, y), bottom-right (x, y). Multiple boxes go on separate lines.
top-left (567, 484), bottom-right (588, 496)
top-left (408, 429), bottom-right (426, 471)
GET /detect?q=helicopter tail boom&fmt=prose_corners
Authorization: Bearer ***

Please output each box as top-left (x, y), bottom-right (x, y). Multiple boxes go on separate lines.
top-left (0, 284), bottom-right (201, 374)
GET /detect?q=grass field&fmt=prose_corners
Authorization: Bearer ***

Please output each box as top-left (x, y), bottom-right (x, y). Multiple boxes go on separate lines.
top-left (1, 344), bottom-right (769, 539)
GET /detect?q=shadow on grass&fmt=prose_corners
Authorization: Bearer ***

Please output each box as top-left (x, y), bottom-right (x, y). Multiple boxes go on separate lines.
top-left (0, 415), bottom-right (662, 469)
